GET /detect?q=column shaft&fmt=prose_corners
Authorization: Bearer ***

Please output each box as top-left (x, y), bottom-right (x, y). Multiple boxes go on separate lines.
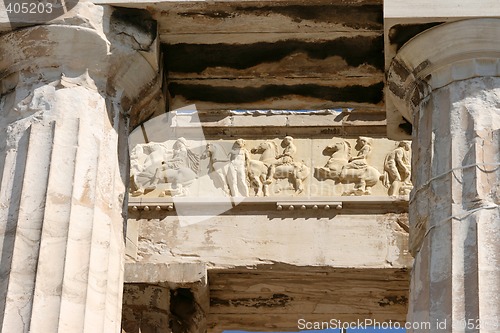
top-left (0, 77), bottom-right (127, 333)
top-left (0, 3), bottom-right (159, 331)
top-left (409, 78), bottom-right (500, 332)
top-left (387, 19), bottom-right (500, 333)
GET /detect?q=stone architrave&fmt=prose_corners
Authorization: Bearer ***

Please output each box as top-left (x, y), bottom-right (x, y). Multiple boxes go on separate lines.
top-left (0, 3), bottom-right (158, 333)
top-left (387, 19), bottom-right (500, 332)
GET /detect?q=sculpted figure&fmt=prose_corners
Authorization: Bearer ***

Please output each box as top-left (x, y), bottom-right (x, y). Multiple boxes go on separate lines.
top-left (342, 136), bottom-right (372, 171)
top-left (131, 138), bottom-right (199, 196)
top-left (314, 138), bottom-right (382, 195)
top-left (383, 140), bottom-right (413, 196)
top-left (265, 136), bottom-right (297, 183)
top-left (201, 140), bottom-right (252, 197)
top-left (164, 137), bottom-right (200, 172)
top-left (228, 139), bottom-right (251, 197)
top-left (130, 143), bottom-right (169, 196)
top-left (250, 137), bottom-right (309, 196)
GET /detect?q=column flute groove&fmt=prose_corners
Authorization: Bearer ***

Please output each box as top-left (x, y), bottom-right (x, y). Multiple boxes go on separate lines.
top-left (2, 121), bottom-right (55, 332)
top-left (30, 118), bottom-right (80, 332)
top-left (0, 125), bottom-right (30, 330)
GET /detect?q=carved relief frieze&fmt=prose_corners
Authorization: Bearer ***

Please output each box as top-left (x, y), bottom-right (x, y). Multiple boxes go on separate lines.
top-left (130, 138), bottom-right (200, 197)
top-left (249, 137), bottom-right (309, 196)
top-left (129, 136), bottom-right (412, 199)
top-left (314, 137), bottom-right (382, 196)
top-left (382, 140), bottom-right (413, 196)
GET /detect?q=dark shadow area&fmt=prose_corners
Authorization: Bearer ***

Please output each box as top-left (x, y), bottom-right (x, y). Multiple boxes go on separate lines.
top-left (398, 118), bottom-right (412, 136)
top-left (168, 83), bottom-right (385, 105)
top-left (388, 22), bottom-right (444, 51)
top-left (170, 288), bottom-right (197, 333)
top-left (164, 36), bottom-right (385, 74)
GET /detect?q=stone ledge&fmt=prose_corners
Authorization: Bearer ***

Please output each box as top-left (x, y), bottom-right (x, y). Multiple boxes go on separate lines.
top-left (385, 0), bottom-right (500, 22)
top-left (128, 195), bottom-right (409, 212)
top-left (125, 262), bottom-right (207, 284)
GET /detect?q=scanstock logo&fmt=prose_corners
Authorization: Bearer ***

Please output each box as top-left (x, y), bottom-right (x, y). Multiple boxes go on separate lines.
top-left (3, 0), bottom-right (79, 28)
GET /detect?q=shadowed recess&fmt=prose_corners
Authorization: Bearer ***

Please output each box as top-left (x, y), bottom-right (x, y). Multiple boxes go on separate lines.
top-left (388, 22), bottom-right (443, 51)
top-left (178, 4), bottom-right (383, 29)
top-left (168, 82), bottom-right (385, 104)
top-left (164, 36), bottom-right (384, 73)
top-left (110, 7), bottom-right (157, 47)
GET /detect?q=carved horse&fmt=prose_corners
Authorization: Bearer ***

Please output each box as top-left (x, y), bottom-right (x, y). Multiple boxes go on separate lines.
top-left (250, 141), bottom-right (310, 196)
top-left (314, 141), bottom-right (381, 195)
top-left (131, 145), bottom-right (198, 196)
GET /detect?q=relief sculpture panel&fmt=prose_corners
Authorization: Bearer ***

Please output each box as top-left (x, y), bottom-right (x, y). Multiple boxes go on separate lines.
top-left (129, 136), bottom-right (413, 199)
top-left (314, 137), bottom-right (381, 195)
top-left (249, 137), bottom-right (310, 196)
top-left (130, 138), bottom-right (200, 197)
top-left (382, 141), bottom-right (413, 196)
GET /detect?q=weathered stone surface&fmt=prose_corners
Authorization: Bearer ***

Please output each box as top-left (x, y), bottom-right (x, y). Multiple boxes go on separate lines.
top-left (129, 210), bottom-right (411, 269)
top-left (130, 110), bottom-right (388, 141)
top-left (93, 0), bottom-right (385, 115)
top-left (387, 18), bottom-right (500, 333)
top-left (384, 1), bottom-right (500, 140)
top-left (407, 77), bottom-right (500, 333)
top-left (125, 262), bottom-right (207, 284)
top-left (122, 284), bottom-right (171, 333)
top-left (128, 113), bottom-right (413, 198)
top-left (0, 2), bottom-right (159, 332)
top-left (0, 1), bottom-right (437, 332)
top-left (122, 263), bottom-right (208, 333)
top-left (126, 208), bottom-right (410, 332)
top-left (207, 266), bottom-right (409, 333)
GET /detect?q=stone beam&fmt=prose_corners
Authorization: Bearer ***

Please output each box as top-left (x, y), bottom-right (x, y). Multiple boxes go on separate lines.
top-left (387, 19), bottom-right (500, 332)
top-left (92, 0), bottom-right (386, 118)
top-left (0, 2), bottom-right (159, 332)
top-left (207, 267), bottom-right (409, 333)
top-left (385, 0), bottom-right (500, 24)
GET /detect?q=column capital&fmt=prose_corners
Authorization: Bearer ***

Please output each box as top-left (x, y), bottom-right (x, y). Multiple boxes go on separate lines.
top-left (0, 2), bottom-right (160, 119)
top-left (387, 18), bottom-right (500, 124)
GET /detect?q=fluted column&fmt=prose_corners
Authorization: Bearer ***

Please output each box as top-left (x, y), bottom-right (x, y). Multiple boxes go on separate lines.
top-left (0, 3), bottom-right (159, 332)
top-left (388, 19), bottom-right (500, 332)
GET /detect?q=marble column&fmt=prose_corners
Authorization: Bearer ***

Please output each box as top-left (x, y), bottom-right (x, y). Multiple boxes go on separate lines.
top-left (388, 19), bottom-right (500, 332)
top-left (0, 3), bottom-right (159, 332)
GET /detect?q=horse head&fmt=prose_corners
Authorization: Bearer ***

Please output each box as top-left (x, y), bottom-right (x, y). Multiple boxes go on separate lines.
top-left (200, 143), bottom-right (213, 160)
top-left (325, 141), bottom-right (350, 159)
top-left (251, 141), bottom-right (278, 162)
top-left (251, 141), bottom-right (267, 154)
top-left (203, 143), bottom-right (228, 163)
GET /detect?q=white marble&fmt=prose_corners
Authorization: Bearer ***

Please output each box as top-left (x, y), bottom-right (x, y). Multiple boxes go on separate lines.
top-left (385, 0), bottom-right (500, 22)
top-left (0, 2), bottom-right (159, 332)
top-left (387, 19), bottom-right (500, 333)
